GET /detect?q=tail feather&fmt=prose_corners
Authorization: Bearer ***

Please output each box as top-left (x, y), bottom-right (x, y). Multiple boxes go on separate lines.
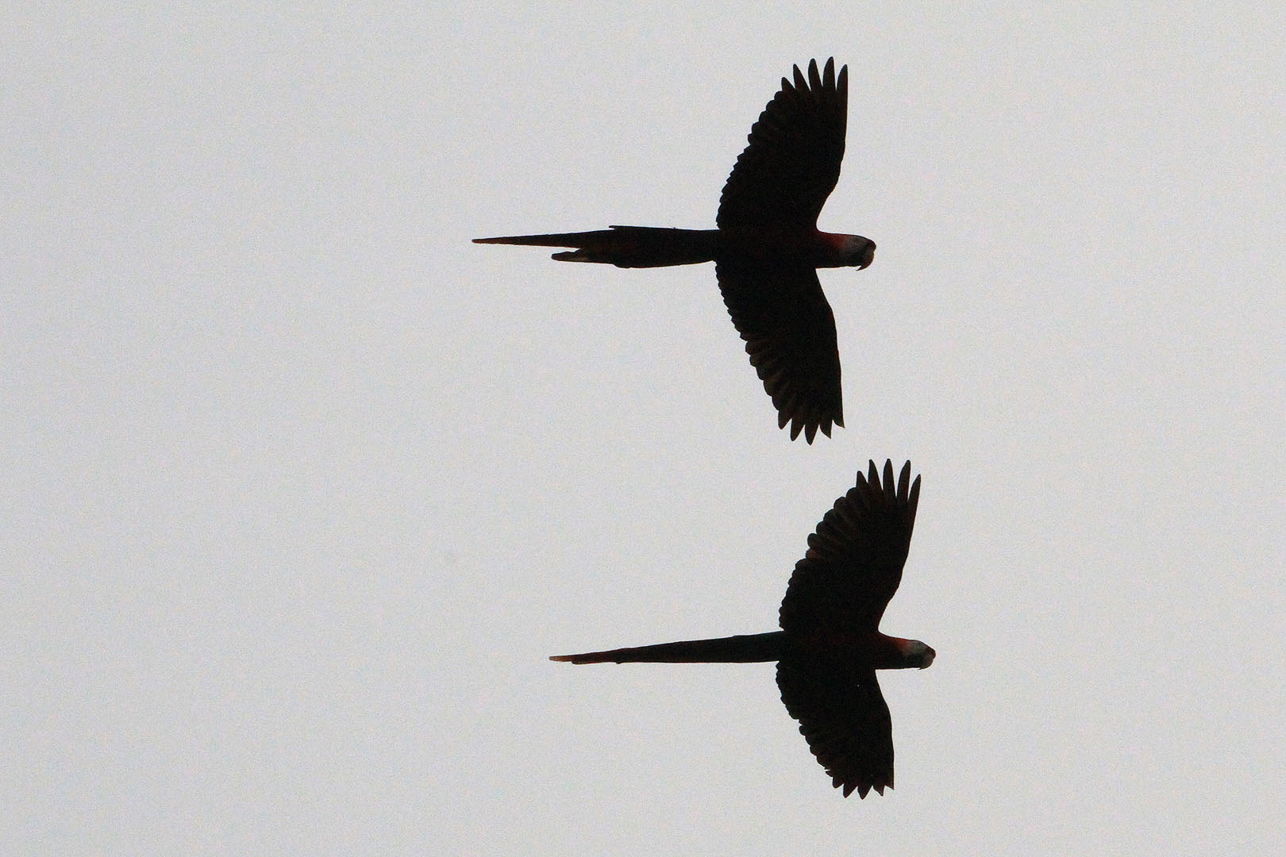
top-left (551, 631), bottom-right (786, 664)
top-left (474, 226), bottom-right (717, 268)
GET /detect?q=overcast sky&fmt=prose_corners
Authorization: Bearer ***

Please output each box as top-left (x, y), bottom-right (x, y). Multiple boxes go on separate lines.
top-left (4, 4), bottom-right (1284, 855)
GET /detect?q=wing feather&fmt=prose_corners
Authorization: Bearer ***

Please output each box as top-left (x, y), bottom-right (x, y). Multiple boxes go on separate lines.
top-left (717, 58), bottom-right (848, 229)
top-left (776, 656), bottom-right (893, 798)
top-left (779, 461), bottom-right (921, 633)
top-left (715, 257), bottom-right (842, 443)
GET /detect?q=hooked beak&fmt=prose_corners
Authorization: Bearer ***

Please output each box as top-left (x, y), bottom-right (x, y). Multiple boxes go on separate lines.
top-left (858, 242), bottom-right (875, 270)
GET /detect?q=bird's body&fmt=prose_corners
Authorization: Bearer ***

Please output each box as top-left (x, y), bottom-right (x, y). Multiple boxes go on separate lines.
top-left (476, 59), bottom-right (874, 442)
top-left (553, 460), bottom-right (934, 799)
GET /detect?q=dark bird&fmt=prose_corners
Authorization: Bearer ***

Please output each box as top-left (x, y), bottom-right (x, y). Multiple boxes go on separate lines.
top-left (475, 58), bottom-right (874, 443)
top-left (552, 460), bottom-right (933, 798)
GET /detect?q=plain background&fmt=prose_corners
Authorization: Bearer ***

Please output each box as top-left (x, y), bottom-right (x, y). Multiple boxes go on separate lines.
top-left (4, 4), bottom-right (1284, 854)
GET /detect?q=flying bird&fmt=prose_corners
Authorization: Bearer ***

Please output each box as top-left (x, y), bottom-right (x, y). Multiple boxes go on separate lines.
top-left (475, 58), bottom-right (874, 443)
top-left (552, 460), bottom-right (933, 798)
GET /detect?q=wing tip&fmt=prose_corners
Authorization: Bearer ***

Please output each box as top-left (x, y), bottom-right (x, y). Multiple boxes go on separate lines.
top-left (781, 415), bottom-right (840, 444)
top-left (798, 57), bottom-right (845, 96)
top-left (838, 775), bottom-right (892, 799)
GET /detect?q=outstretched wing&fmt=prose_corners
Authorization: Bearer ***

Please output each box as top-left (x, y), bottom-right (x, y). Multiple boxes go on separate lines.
top-left (779, 460), bottom-right (921, 633)
top-left (776, 656), bottom-right (893, 798)
top-left (716, 257), bottom-right (842, 443)
top-left (717, 58), bottom-right (848, 229)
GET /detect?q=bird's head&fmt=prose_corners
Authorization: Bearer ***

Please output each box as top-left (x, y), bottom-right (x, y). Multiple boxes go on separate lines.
top-left (839, 235), bottom-right (876, 270)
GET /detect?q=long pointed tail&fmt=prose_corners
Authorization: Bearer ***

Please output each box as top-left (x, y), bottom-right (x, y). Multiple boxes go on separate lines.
top-left (551, 631), bottom-right (786, 664)
top-left (474, 226), bottom-right (718, 268)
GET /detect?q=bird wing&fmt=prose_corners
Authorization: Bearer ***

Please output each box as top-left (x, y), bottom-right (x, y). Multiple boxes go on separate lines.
top-left (715, 257), bottom-right (842, 443)
top-left (779, 460), bottom-right (921, 633)
top-left (717, 58), bottom-right (848, 229)
top-left (776, 656), bottom-right (893, 798)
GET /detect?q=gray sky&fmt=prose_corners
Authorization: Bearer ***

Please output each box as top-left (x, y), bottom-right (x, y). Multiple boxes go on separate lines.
top-left (4, 4), bottom-right (1284, 855)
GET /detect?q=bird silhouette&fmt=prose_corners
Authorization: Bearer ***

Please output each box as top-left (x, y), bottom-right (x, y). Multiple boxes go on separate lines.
top-left (475, 58), bottom-right (874, 443)
top-left (552, 460), bottom-right (933, 798)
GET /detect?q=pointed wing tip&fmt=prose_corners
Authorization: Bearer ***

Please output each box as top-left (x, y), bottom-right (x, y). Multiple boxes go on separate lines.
top-left (783, 417), bottom-right (840, 444)
top-left (852, 459), bottom-right (921, 500)
top-left (790, 59), bottom-right (843, 94)
top-left (858, 459), bottom-right (919, 493)
top-left (811, 58), bottom-right (844, 93)
top-left (839, 779), bottom-right (890, 799)
top-left (840, 781), bottom-right (870, 799)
